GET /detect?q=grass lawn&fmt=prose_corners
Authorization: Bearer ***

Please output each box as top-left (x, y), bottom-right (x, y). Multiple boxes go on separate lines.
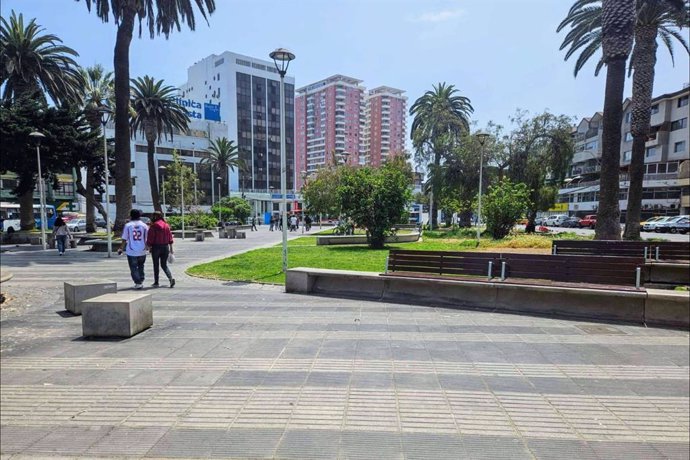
top-left (186, 230), bottom-right (590, 285)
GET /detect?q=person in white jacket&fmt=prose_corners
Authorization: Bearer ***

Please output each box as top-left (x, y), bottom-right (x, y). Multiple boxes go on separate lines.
top-left (52, 217), bottom-right (72, 255)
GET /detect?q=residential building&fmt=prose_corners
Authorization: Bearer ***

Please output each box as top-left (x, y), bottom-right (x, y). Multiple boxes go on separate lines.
top-left (181, 51), bottom-right (296, 217)
top-left (558, 86), bottom-right (690, 220)
top-left (0, 172), bottom-right (79, 213)
top-left (295, 75), bottom-right (365, 189)
top-left (363, 86), bottom-right (407, 167)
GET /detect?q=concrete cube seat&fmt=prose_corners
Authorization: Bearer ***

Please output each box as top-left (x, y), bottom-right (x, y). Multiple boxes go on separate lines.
top-left (81, 292), bottom-right (152, 338)
top-left (64, 280), bottom-right (117, 315)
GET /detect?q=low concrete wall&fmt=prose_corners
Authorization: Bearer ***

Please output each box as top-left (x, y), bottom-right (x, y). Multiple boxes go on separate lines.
top-left (172, 229), bottom-right (214, 238)
top-left (316, 232), bottom-right (420, 246)
top-left (646, 263), bottom-right (690, 285)
top-left (286, 268), bottom-right (688, 328)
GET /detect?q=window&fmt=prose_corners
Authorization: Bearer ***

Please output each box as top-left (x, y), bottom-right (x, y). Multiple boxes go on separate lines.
top-left (624, 112), bottom-right (632, 123)
top-left (658, 163), bottom-right (667, 173)
top-left (646, 146), bottom-right (657, 157)
top-left (214, 58), bottom-right (224, 67)
top-left (624, 132), bottom-right (633, 141)
top-left (650, 104), bottom-right (659, 114)
top-left (646, 164), bottom-right (657, 174)
top-left (668, 162), bottom-right (679, 173)
top-left (678, 95), bottom-right (689, 107)
top-left (674, 141), bottom-right (686, 153)
top-left (623, 150), bottom-right (632, 162)
top-left (671, 118), bottom-right (687, 131)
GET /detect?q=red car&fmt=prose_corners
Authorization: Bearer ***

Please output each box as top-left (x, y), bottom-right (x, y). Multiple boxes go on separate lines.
top-left (579, 214), bottom-right (597, 229)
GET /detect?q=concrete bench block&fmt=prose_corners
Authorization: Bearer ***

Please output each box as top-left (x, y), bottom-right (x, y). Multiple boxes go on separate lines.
top-left (81, 292), bottom-right (152, 338)
top-left (236, 231), bottom-right (246, 239)
top-left (64, 280), bottom-right (117, 315)
top-left (645, 289), bottom-right (690, 328)
top-left (195, 231), bottom-right (205, 242)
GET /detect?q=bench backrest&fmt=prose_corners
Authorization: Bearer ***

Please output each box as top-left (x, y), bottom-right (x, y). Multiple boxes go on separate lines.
top-left (651, 241), bottom-right (690, 261)
top-left (552, 240), bottom-right (650, 258)
top-left (500, 253), bottom-right (644, 286)
top-left (388, 250), bottom-right (500, 278)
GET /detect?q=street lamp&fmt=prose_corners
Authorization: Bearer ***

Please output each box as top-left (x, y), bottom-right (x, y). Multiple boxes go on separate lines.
top-left (158, 165), bottom-right (167, 219)
top-left (29, 131), bottom-right (47, 251)
top-left (191, 141), bottom-right (198, 205)
top-left (216, 176), bottom-right (222, 225)
top-left (97, 105), bottom-right (113, 257)
top-left (475, 130), bottom-right (491, 242)
top-left (270, 47), bottom-right (295, 273)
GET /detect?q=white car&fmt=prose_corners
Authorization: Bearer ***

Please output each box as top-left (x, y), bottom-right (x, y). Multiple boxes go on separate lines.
top-left (544, 215), bottom-right (569, 227)
top-left (70, 219), bottom-right (87, 232)
top-left (643, 216), bottom-right (673, 232)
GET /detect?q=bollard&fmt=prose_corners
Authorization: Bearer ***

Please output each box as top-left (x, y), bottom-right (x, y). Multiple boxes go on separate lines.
top-left (552, 245), bottom-right (557, 255)
top-left (487, 261), bottom-right (493, 281)
top-left (644, 247), bottom-right (648, 260)
top-left (655, 247), bottom-right (660, 261)
top-left (501, 261), bottom-right (506, 281)
top-left (635, 267), bottom-right (641, 289)
top-left (384, 255), bottom-right (389, 274)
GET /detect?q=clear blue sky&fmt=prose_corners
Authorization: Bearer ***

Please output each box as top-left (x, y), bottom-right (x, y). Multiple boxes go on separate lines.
top-left (5, 0), bottom-right (689, 132)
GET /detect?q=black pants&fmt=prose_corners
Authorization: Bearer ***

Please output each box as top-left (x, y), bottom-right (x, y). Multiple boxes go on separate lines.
top-left (151, 244), bottom-right (173, 283)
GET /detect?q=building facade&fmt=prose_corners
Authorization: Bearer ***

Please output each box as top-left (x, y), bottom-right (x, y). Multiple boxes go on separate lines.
top-left (364, 86), bottom-right (407, 167)
top-left (180, 51), bottom-right (296, 216)
top-left (558, 86), bottom-right (689, 219)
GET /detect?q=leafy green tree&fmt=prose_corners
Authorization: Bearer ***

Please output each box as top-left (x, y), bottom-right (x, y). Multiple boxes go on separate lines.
top-left (483, 180), bottom-right (532, 239)
top-left (211, 197), bottom-right (252, 223)
top-left (410, 83), bottom-right (473, 229)
top-left (505, 111), bottom-right (575, 232)
top-left (337, 157), bottom-right (413, 249)
top-left (301, 166), bottom-right (343, 218)
top-left (0, 97), bottom-right (100, 230)
top-left (161, 151), bottom-right (202, 213)
top-left (558, 0), bottom-right (688, 239)
top-left (80, 0), bottom-right (216, 231)
top-left (78, 64), bottom-right (114, 232)
top-left (130, 75), bottom-right (190, 212)
top-left (202, 137), bottom-right (243, 198)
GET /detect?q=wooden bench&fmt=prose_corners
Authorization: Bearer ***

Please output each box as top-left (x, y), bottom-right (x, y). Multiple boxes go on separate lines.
top-left (385, 250), bottom-right (645, 289)
top-left (553, 240), bottom-right (689, 263)
top-left (651, 241), bottom-right (690, 262)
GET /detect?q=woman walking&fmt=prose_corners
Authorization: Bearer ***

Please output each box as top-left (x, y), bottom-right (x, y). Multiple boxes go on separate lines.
top-left (145, 211), bottom-right (175, 288)
top-left (52, 217), bottom-right (72, 255)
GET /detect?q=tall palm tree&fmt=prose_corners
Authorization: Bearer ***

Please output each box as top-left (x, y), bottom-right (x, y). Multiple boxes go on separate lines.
top-left (130, 76), bottom-right (189, 212)
top-left (558, 0), bottom-right (687, 239)
top-left (409, 83), bottom-right (473, 229)
top-left (202, 137), bottom-right (243, 198)
top-left (79, 64), bottom-right (114, 232)
top-left (0, 11), bottom-right (84, 230)
top-left (80, 0), bottom-right (216, 230)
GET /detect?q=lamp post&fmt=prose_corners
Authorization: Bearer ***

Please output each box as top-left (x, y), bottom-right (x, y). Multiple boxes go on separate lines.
top-left (270, 47), bottom-right (295, 273)
top-left (216, 176), bottom-right (222, 225)
top-left (97, 105), bottom-right (113, 257)
top-left (158, 165), bottom-right (167, 219)
top-left (191, 141), bottom-right (198, 205)
top-left (29, 132), bottom-right (47, 251)
top-left (180, 164), bottom-right (185, 240)
top-left (475, 131), bottom-right (491, 242)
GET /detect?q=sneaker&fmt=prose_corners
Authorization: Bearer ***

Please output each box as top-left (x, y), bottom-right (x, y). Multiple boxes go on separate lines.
top-left (134, 284), bottom-right (143, 290)
top-left (169, 279), bottom-right (176, 288)
top-left (151, 283), bottom-right (159, 288)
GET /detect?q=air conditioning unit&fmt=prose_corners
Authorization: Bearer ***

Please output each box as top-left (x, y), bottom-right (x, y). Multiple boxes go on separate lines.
top-left (670, 204), bottom-right (677, 209)
top-left (642, 204), bottom-right (650, 210)
top-left (653, 204), bottom-right (661, 209)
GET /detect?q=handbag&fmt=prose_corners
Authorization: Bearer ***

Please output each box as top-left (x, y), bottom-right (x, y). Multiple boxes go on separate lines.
top-left (168, 253), bottom-right (175, 264)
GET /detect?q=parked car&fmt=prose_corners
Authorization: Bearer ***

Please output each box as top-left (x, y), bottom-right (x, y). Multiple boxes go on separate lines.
top-left (534, 216), bottom-right (549, 226)
top-left (643, 216), bottom-right (674, 232)
top-left (655, 215), bottom-right (689, 233)
top-left (94, 217), bottom-right (107, 228)
top-left (579, 215), bottom-right (597, 229)
top-left (70, 218), bottom-right (87, 232)
top-left (544, 215), bottom-right (569, 227)
top-left (670, 216), bottom-right (689, 234)
top-left (561, 217), bottom-right (581, 228)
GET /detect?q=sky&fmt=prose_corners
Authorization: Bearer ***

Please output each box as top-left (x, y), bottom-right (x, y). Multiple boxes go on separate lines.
top-left (4, 0), bottom-right (690, 134)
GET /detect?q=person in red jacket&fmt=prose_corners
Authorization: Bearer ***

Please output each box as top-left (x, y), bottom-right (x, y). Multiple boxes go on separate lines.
top-left (146, 211), bottom-right (175, 288)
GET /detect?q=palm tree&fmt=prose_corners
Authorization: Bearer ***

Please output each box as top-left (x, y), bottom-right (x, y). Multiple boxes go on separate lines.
top-left (130, 76), bottom-right (189, 212)
top-left (0, 11), bottom-right (84, 230)
top-left (409, 83), bottom-right (473, 228)
top-left (79, 65), bottom-right (114, 232)
top-left (558, 0), bottom-right (687, 239)
top-left (202, 137), bottom-right (243, 197)
top-left (80, 0), bottom-right (216, 230)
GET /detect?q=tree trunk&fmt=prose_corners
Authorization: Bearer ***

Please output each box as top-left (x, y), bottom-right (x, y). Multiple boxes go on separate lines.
top-left (458, 210), bottom-right (472, 227)
top-left (596, 0), bottom-right (634, 240)
top-left (147, 137), bottom-right (161, 212)
top-left (19, 189), bottom-right (35, 231)
top-left (74, 166), bottom-right (108, 223)
top-left (84, 165), bottom-right (97, 233)
top-left (595, 57), bottom-right (627, 240)
top-left (623, 26), bottom-right (657, 240)
top-left (113, 9), bottom-right (135, 231)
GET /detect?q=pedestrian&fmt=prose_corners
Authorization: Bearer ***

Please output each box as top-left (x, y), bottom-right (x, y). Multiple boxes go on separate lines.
top-left (269, 215), bottom-right (274, 231)
top-left (278, 214), bottom-right (283, 231)
top-left (146, 211), bottom-right (175, 288)
top-left (117, 209), bottom-right (149, 290)
top-left (290, 214), bottom-right (298, 232)
top-left (251, 215), bottom-right (257, 231)
top-left (52, 217), bottom-right (72, 256)
top-left (304, 215), bottom-right (312, 232)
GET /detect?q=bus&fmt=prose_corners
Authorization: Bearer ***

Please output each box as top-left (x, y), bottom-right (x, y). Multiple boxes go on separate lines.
top-left (0, 202), bottom-right (57, 233)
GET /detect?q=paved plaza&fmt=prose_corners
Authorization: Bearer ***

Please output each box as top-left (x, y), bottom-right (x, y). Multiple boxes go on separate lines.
top-left (1, 227), bottom-right (689, 459)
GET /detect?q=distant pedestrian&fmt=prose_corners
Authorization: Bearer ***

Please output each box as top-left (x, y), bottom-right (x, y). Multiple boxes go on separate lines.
top-left (52, 217), bottom-right (72, 256)
top-left (251, 216), bottom-right (257, 231)
top-left (118, 209), bottom-right (149, 290)
top-left (278, 215), bottom-right (283, 231)
top-left (304, 215), bottom-right (312, 232)
top-left (290, 215), bottom-right (298, 232)
top-left (146, 211), bottom-right (175, 288)
top-left (269, 216), bottom-right (274, 231)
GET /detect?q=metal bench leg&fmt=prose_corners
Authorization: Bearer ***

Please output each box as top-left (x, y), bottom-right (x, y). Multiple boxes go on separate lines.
top-left (384, 255), bottom-right (389, 274)
top-left (552, 245), bottom-right (557, 255)
top-left (501, 261), bottom-right (506, 281)
top-left (655, 247), bottom-right (660, 261)
top-left (487, 261), bottom-right (493, 281)
top-left (644, 247), bottom-right (648, 260)
top-left (635, 267), bottom-right (641, 289)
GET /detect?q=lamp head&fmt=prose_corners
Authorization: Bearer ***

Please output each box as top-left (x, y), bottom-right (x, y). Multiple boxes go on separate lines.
top-left (269, 48), bottom-right (295, 76)
top-left (475, 130), bottom-right (491, 146)
top-left (97, 105), bottom-right (112, 125)
top-left (29, 131), bottom-right (46, 145)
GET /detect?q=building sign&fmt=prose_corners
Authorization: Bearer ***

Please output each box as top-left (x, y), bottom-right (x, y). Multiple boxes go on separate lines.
top-left (174, 97), bottom-right (221, 121)
top-left (549, 203), bottom-right (568, 212)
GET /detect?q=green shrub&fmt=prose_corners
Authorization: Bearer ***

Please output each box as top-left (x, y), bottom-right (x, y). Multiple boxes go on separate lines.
top-left (167, 211), bottom-right (217, 230)
top-left (483, 180), bottom-right (532, 239)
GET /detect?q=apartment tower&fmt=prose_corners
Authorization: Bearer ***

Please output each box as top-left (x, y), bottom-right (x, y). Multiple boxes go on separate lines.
top-left (364, 86), bottom-right (407, 167)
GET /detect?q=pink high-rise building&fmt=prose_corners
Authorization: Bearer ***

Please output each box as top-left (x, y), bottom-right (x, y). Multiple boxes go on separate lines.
top-left (295, 75), bottom-right (365, 189)
top-left (364, 86), bottom-right (407, 167)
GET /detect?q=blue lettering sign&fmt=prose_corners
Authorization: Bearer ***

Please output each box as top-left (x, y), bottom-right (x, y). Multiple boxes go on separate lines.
top-left (204, 103), bottom-right (221, 121)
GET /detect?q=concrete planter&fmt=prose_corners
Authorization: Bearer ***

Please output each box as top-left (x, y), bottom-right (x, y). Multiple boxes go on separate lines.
top-left (316, 232), bottom-right (420, 246)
